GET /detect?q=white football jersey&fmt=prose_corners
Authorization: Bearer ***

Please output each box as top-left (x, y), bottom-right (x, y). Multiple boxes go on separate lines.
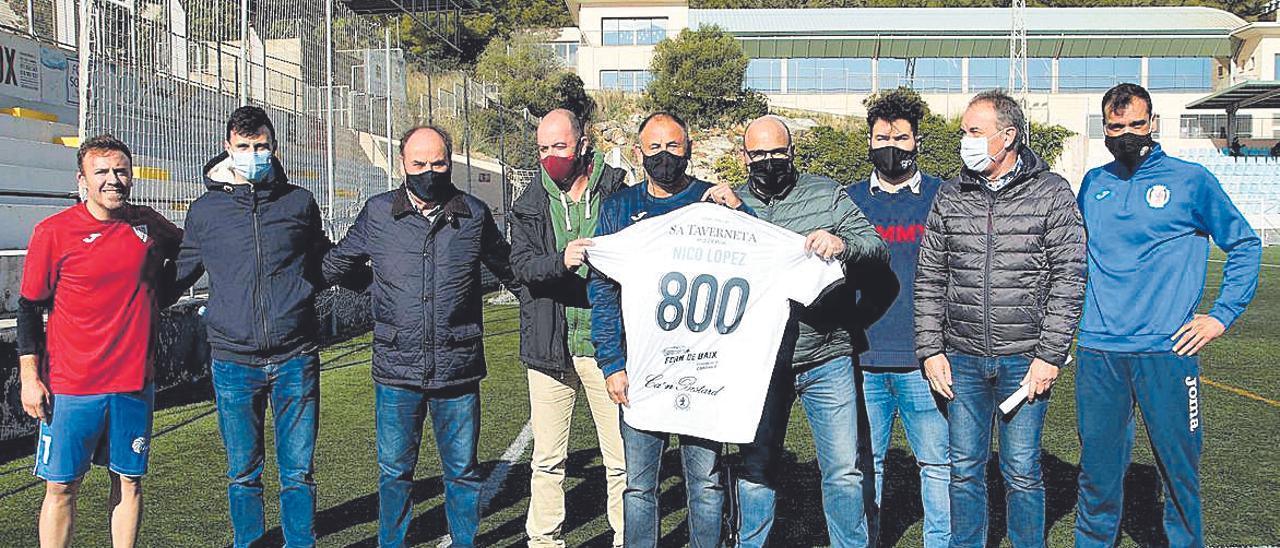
top-left (586, 202), bottom-right (845, 443)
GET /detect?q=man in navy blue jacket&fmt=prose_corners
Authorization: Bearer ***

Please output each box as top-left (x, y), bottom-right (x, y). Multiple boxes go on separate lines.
top-left (322, 125), bottom-right (515, 548)
top-left (846, 89), bottom-right (950, 548)
top-left (587, 111), bottom-right (748, 548)
top-left (1074, 84), bottom-right (1262, 548)
top-left (174, 106), bottom-right (365, 548)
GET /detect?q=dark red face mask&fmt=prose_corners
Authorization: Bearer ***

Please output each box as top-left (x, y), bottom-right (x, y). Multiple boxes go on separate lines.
top-left (540, 153), bottom-right (580, 188)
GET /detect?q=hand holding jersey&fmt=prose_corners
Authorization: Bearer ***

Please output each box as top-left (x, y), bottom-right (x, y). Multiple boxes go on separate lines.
top-left (586, 202), bottom-right (843, 443)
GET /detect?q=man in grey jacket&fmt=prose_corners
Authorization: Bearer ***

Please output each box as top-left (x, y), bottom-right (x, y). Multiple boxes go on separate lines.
top-left (732, 115), bottom-right (888, 548)
top-left (915, 90), bottom-right (1086, 548)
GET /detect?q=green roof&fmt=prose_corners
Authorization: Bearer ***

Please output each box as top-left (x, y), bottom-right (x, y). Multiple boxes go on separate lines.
top-left (699, 7), bottom-right (1239, 59)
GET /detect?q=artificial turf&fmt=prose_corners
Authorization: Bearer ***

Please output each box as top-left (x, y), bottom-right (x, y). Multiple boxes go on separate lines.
top-left (0, 249), bottom-right (1275, 546)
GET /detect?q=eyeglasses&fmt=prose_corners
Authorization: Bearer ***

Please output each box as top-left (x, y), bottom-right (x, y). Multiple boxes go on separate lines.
top-left (745, 149), bottom-right (791, 162)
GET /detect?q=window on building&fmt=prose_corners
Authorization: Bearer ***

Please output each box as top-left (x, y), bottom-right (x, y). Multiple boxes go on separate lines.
top-left (787, 58), bottom-right (872, 93)
top-left (602, 18), bottom-right (667, 46)
top-left (1148, 58), bottom-right (1211, 91)
top-left (599, 70), bottom-right (653, 92)
top-left (878, 58), bottom-right (963, 92)
top-left (549, 42), bottom-right (578, 68)
top-left (1180, 113), bottom-right (1251, 138)
top-left (745, 59), bottom-right (782, 92)
top-left (967, 58), bottom-right (1052, 91)
top-left (1058, 57), bottom-right (1140, 91)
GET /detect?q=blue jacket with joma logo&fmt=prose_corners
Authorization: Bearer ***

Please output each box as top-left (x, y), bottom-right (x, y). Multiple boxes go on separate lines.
top-left (1077, 144), bottom-right (1261, 352)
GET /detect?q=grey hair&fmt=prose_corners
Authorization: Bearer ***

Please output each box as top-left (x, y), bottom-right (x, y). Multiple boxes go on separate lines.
top-left (969, 89), bottom-right (1025, 145)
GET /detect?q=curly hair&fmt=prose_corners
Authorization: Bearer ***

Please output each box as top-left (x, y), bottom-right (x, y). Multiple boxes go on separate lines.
top-left (865, 87), bottom-right (928, 134)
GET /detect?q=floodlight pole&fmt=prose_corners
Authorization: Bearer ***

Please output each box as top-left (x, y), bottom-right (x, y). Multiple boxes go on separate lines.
top-left (325, 0), bottom-right (336, 230)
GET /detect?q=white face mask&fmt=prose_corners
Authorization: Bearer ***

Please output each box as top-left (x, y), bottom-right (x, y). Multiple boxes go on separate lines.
top-left (960, 131), bottom-right (1013, 173)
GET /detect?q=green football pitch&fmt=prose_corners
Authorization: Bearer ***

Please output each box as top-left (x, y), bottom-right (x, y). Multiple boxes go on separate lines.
top-left (0, 248), bottom-right (1276, 546)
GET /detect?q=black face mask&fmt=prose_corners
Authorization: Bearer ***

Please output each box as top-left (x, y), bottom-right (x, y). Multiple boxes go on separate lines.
top-left (1105, 132), bottom-right (1155, 170)
top-left (642, 150), bottom-right (689, 192)
top-left (868, 145), bottom-right (918, 181)
top-left (747, 158), bottom-right (797, 199)
top-left (405, 169), bottom-right (453, 203)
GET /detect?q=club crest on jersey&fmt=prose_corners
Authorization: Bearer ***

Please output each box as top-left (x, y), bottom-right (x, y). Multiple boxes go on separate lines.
top-left (1145, 185), bottom-right (1170, 209)
top-left (132, 224), bottom-right (149, 243)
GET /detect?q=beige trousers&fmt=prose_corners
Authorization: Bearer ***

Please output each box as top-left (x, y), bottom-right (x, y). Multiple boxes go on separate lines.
top-left (526, 357), bottom-right (626, 547)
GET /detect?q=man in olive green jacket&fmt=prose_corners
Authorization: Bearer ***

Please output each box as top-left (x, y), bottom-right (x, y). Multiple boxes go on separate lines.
top-left (730, 115), bottom-right (887, 548)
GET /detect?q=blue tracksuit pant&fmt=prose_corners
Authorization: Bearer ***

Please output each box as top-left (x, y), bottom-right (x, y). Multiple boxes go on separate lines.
top-left (1074, 346), bottom-right (1204, 548)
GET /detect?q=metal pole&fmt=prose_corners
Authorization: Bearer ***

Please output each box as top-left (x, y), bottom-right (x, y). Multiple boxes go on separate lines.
top-left (324, 0), bottom-right (335, 231)
top-left (499, 107), bottom-right (507, 234)
top-left (76, 0), bottom-right (89, 140)
top-left (463, 75), bottom-right (472, 193)
top-left (239, 0), bottom-right (248, 104)
top-left (385, 28), bottom-right (393, 190)
top-left (26, 0), bottom-right (34, 36)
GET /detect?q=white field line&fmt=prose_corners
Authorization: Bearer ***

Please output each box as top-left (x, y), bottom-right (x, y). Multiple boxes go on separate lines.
top-left (1208, 259), bottom-right (1280, 268)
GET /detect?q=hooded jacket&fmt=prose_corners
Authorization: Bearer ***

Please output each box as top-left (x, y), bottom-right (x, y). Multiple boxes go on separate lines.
top-left (321, 183), bottom-right (516, 391)
top-left (510, 155), bottom-right (628, 375)
top-left (914, 145), bottom-right (1087, 366)
top-left (174, 152), bottom-right (335, 365)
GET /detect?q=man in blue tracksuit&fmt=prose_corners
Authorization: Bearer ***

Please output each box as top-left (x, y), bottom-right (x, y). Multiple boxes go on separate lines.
top-left (1075, 83), bottom-right (1262, 548)
top-left (587, 111), bottom-right (749, 548)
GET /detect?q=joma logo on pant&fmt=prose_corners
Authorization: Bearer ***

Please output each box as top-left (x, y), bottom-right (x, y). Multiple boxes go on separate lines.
top-left (1186, 376), bottom-right (1199, 432)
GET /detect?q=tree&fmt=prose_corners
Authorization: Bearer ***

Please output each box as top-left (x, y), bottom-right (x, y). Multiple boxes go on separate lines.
top-left (794, 114), bottom-right (1074, 185)
top-left (646, 25), bottom-right (767, 128)
top-left (475, 32), bottom-right (594, 119)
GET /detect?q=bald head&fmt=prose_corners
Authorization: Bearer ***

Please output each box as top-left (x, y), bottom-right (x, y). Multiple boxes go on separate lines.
top-left (537, 108), bottom-right (586, 160)
top-left (742, 116), bottom-right (792, 165)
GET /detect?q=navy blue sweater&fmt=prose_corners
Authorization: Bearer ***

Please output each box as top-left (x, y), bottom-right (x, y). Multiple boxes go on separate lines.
top-left (845, 173), bottom-right (943, 368)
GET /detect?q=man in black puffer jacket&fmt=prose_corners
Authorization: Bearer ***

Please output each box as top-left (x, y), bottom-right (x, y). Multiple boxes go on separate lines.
top-left (174, 106), bottom-right (368, 548)
top-left (914, 90), bottom-right (1086, 548)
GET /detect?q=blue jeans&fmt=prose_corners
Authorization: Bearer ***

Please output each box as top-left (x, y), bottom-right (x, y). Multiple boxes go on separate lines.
top-left (375, 382), bottom-right (482, 548)
top-left (737, 355), bottom-right (869, 548)
top-left (948, 353), bottom-right (1049, 548)
top-left (1074, 348), bottom-right (1203, 548)
top-left (620, 420), bottom-right (723, 548)
top-left (861, 368), bottom-right (951, 548)
top-left (212, 354), bottom-right (320, 548)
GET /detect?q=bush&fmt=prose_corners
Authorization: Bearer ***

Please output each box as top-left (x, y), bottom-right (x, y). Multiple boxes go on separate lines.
top-left (713, 152), bottom-right (747, 186)
top-left (645, 26), bottom-right (767, 128)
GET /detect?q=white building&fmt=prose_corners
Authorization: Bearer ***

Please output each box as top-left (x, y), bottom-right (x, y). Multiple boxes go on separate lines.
top-left (557, 1), bottom-right (1280, 187)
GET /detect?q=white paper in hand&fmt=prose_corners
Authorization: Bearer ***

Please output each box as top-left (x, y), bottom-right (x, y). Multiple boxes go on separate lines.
top-left (999, 385), bottom-right (1031, 415)
top-left (999, 355), bottom-right (1072, 415)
